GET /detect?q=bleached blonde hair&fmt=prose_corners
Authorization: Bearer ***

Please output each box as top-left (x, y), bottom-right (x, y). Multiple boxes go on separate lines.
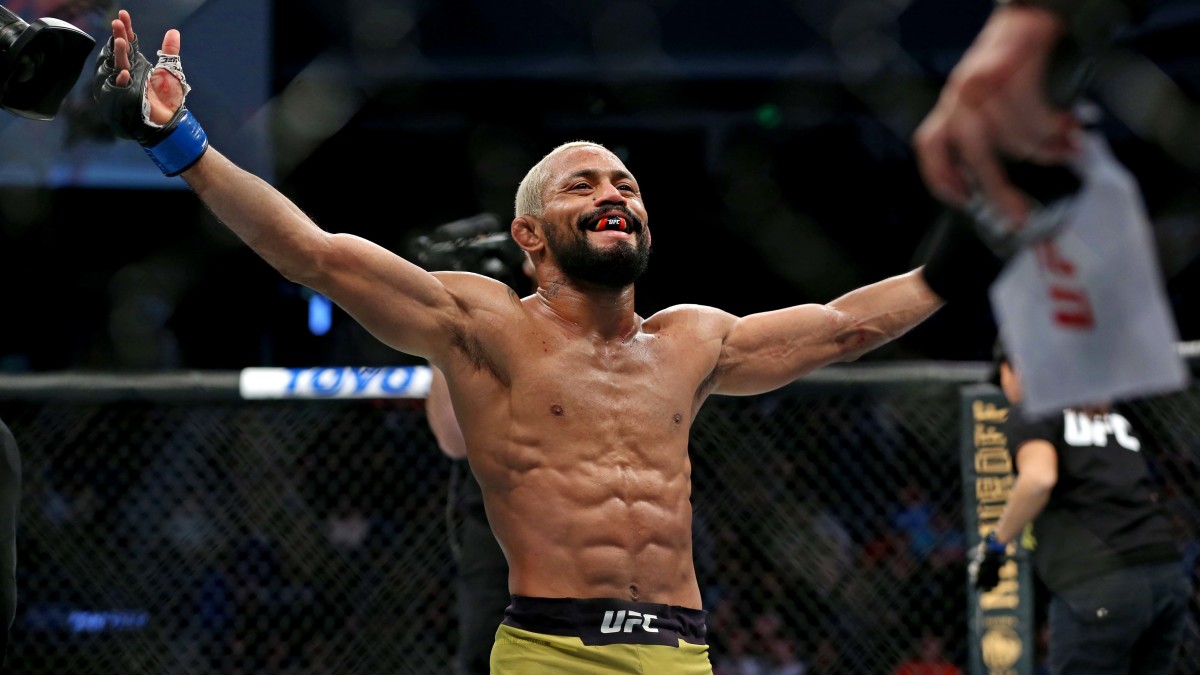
top-left (514, 140), bottom-right (610, 218)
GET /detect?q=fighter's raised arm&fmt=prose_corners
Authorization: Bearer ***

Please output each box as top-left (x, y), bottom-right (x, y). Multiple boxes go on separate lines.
top-left (94, 10), bottom-right (499, 362)
top-left (705, 268), bottom-right (944, 396)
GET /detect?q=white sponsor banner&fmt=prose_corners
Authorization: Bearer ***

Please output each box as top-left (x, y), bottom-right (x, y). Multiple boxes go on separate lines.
top-left (991, 134), bottom-right (1189, 418)
top-left (239, 366), bottom-right (433, 400)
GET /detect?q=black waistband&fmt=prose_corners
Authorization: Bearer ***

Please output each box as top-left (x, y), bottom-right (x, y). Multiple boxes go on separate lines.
top-left (502, 595), bottom-right (708, 647)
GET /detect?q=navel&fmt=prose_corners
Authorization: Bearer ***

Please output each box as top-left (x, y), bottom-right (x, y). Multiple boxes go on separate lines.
top-left (628, 584), bottom-right (640, 601)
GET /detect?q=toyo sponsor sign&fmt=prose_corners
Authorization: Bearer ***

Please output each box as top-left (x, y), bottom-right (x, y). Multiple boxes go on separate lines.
top-left (239, 366), bottom-right (433, 399)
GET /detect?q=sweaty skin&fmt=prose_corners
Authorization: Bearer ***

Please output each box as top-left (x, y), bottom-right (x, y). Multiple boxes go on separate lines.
top-left (108, 9), bottom-right (945, 610)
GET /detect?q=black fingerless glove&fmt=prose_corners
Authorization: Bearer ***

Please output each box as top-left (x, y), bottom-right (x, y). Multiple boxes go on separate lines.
top-left (93, 33), bottom-right (208, 176)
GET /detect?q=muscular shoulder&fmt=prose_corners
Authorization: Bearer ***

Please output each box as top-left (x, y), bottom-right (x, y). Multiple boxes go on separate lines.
top-left (433, 271), bottom-right (525, 314)
top-left (643, 304), bottom-right (737, 339)
top-left (429, 271), bottom-right (526, 371)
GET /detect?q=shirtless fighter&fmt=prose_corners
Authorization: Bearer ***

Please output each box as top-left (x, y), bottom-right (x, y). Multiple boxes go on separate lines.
top-left (94, 11), bottom-right (945, 673)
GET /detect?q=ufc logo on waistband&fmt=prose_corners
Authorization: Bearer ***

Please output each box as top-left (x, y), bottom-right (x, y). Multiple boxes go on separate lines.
top-left (600, 610), bottom-right (659, 634)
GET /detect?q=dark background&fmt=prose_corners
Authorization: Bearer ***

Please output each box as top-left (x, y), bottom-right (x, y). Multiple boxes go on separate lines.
top-left (1, 0), bottom-right (1198, 373)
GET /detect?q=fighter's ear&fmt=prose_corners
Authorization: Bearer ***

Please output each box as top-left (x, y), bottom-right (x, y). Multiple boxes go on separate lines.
top-left (511, 216), bottom-right (543, 253)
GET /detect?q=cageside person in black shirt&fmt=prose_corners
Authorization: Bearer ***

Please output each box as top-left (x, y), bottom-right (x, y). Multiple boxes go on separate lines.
top-left (973, 341), bottom-right (1190, 674)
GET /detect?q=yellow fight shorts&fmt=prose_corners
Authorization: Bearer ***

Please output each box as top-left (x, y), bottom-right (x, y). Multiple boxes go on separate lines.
top-left (491, 595), bottom-right (713, 674)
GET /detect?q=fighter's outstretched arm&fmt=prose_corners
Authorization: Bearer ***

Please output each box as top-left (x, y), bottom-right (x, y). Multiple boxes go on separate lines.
top-left (712, 268), bottom-right (944, 396)
top-left (186, 149), bottom-right (468, 358)
top-left (99, 10), bottom-right (475, 360)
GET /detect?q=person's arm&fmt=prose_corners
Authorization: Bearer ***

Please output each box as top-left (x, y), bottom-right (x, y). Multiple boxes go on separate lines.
top-left (182, 149), bottom-right (466, 357)
top-left (100, 11), bottom-right (476, 360)
top-left (913, 4), bottom-right (1078, 227)
top-left (711, 268), bottom-right (944, 396)
top-left (992, 439), bottom-right (1058, 544)
top-left (913, 0), bottom-right (1148, 228)
top-left (426, 366), bottom-right (468, 460)
top-left (969, 436), bottom-right (1057, 590)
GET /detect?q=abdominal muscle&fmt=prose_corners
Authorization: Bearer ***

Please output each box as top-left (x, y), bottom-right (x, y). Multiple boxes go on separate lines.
top-left (479, 441), bottom-right (702, 609)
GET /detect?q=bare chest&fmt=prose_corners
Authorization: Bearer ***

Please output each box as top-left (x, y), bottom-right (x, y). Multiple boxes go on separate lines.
top-left (446, 311), bottom-right (722, 469)
top-left (454, 320), bottom-right (718, 489)
top-left (513, 335), bottom-right (699, 435)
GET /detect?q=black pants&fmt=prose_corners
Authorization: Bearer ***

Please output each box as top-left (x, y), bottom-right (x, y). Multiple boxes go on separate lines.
top-left (1047, 561), bottom-right (1190, 674)
top-left (0, 420), bottom-right (20, 671)
top-left (454, 514), bottom-right (510, 675)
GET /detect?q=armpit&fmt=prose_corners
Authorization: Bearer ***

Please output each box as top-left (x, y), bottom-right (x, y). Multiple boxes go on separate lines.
top-left (694, 363), bottom-right (726, 404)
top-left (448, 323), bottom-right (506, 384)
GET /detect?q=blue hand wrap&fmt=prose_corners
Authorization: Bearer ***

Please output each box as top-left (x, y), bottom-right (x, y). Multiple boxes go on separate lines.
top-left (143, 110), bottom-right (208, 177)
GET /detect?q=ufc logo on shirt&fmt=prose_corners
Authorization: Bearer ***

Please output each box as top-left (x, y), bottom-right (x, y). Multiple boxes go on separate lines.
top-left (1063, 411), bottom-right (1141, 452)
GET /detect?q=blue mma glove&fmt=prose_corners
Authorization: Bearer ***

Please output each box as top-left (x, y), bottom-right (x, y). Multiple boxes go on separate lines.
top-left (93, 33), bottom-right (207, 177)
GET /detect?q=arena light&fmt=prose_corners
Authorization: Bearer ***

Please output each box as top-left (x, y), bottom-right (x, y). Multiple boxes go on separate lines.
top-left (0, 4), bottom-right (95, 120)
top-left (308, 291), bottom-right (332, 336)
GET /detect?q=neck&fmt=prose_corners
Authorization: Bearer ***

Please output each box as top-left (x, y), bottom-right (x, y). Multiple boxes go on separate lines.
top-left (535, 275), bottom-right (639, 341)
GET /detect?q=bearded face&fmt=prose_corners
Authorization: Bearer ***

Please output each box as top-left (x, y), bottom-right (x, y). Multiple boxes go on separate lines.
top-left (542, 204), bottom-right (651, 290)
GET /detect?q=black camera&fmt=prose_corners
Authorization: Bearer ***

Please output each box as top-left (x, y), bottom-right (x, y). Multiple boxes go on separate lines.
top-left (409, 213), bottom-right (529, 291)
top-left (0, 5), bottom-right (94, 121)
